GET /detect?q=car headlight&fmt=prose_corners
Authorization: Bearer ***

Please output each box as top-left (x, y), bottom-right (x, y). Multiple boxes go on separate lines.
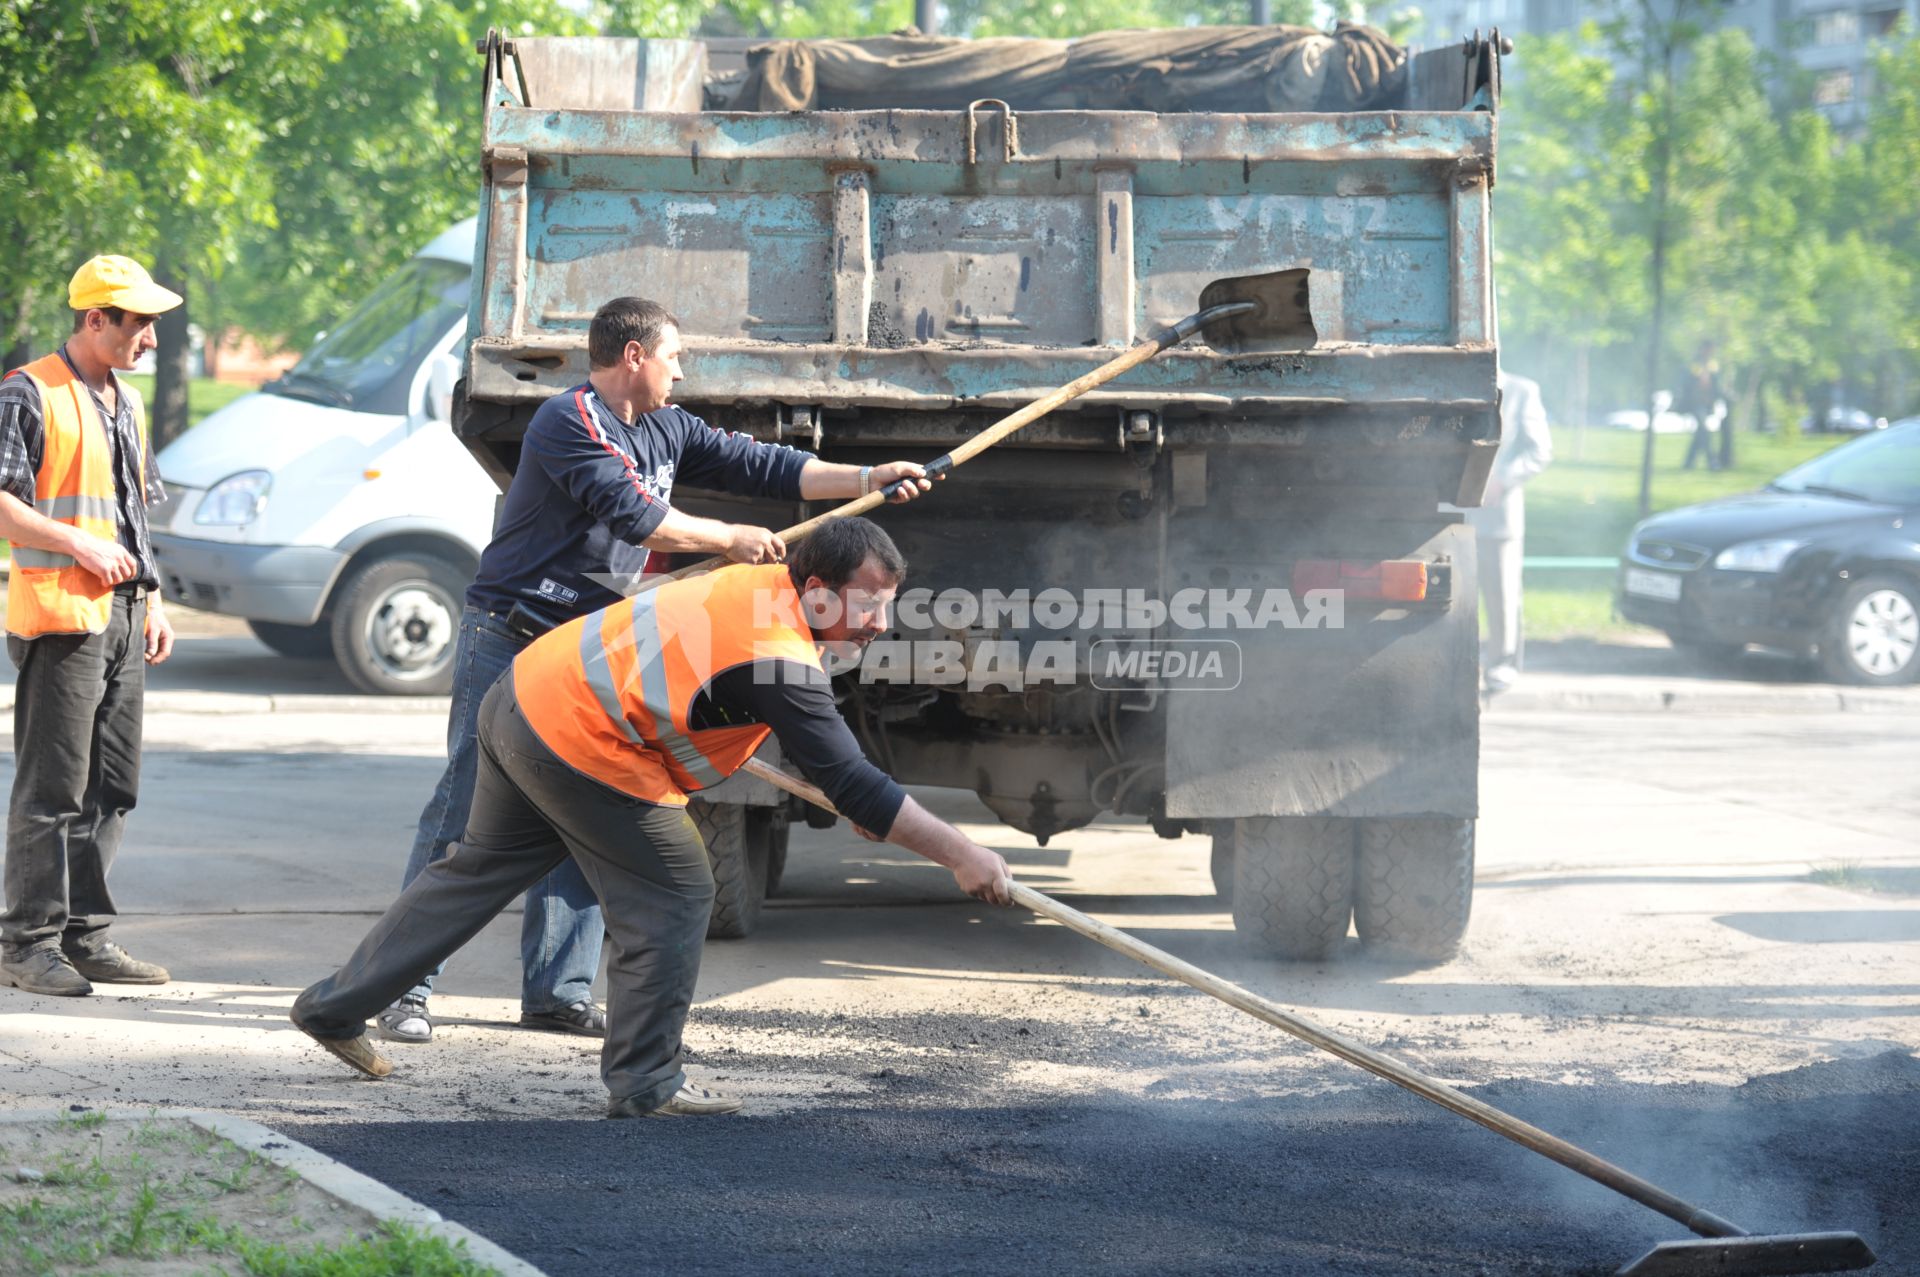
top-left (194, 470), bottom-right (272, 526)
top-left (1713, 538), bottom-right (1805, 572)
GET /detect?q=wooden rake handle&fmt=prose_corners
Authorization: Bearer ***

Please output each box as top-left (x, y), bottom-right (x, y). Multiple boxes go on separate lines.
top-left (736, 755), bottom-right (1748, 1243)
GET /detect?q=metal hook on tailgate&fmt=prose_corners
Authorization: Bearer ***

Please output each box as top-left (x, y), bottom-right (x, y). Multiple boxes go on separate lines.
top-left (965, 98), bottom-right (1019, 164)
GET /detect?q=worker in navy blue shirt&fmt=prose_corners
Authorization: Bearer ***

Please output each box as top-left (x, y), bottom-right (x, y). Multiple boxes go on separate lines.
top-left (382, 296), bottom-right (935, 1048)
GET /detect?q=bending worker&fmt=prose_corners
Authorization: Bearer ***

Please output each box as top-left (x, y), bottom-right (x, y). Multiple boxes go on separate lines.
top-left (387, 295), bottom-right (933, 1046)
top-left (294, 518), bottom-right (1012, 1117)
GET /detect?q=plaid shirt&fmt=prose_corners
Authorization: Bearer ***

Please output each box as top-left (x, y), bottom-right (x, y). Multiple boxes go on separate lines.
top-left (0, 347), bottom-right (166, 591)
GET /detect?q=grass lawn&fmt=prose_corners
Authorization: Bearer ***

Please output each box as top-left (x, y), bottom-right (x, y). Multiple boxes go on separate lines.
top-left (0, 1110), bottom-right (498, 1275)
top-left (1519, 426), bottom-right (1851, 640)
top-left (0, 376), bottom-right (251, 564)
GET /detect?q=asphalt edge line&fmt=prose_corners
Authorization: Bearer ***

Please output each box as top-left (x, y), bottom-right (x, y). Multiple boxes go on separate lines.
top-left (0, 1107), bottom-right (547, 1277)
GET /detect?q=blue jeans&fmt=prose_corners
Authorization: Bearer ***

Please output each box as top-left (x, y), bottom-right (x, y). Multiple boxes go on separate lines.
top-left (400, 606), bottom-right (603, 1012)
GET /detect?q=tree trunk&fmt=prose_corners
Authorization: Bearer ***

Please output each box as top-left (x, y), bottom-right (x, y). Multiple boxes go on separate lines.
top-left (1721, 364), bottom-right (1756, 470)
top-left (152, 265), bottom-right (192, 450)
top-left (4, 278), bottom-right (38, 371)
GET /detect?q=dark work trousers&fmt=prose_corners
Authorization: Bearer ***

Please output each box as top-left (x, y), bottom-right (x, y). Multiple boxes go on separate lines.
top-left (293, 670), bottom-right (716, 1110)
top-left (1681, 415), bottom-right (1720, 470)
top-left (3, 590), bottom-right (146, 956)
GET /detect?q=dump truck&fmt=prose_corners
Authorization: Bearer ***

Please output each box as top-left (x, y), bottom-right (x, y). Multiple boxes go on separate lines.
top-left (453, 26), bottom-right (1504, 959)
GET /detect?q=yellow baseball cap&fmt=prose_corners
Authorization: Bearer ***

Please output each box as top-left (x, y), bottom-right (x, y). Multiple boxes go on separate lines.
top-left (68, 255), bottom-right (183, 316)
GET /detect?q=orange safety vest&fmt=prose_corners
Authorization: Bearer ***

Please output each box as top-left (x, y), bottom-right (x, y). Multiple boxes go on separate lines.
top-left (515, 562), bottom-right (823, 804)
top-left (4, 353), bottom-right (145, 638)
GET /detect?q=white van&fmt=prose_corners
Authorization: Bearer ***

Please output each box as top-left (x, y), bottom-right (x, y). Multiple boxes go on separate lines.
top-left (152, 220), bottom-right (496, 694)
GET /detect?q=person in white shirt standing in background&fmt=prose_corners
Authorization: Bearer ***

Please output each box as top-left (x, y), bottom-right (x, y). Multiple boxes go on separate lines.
top-left (1470, 370), bottom-right (1553, 695)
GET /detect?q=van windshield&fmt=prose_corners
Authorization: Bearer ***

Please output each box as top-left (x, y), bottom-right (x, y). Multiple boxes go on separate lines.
top-left (272, 258), bottom-right (469, 412)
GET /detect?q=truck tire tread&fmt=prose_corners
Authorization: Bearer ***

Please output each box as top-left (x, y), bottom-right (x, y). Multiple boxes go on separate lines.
top-left (1229, 816), bottom-right (1354, 961)
top-left (1354, 818), bottom-right (1474, 962)
top-left (692, 798), bottom-right (767, 939)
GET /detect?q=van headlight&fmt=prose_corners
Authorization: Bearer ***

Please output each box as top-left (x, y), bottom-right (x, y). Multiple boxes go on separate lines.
top-left (194, 470), bottom-right (272, 526)
top-left (1713, 538), bottom-right (1804, 573)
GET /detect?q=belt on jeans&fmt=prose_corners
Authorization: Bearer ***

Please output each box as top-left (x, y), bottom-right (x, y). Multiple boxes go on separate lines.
top-left (114, 585), bottom-right (147, 600)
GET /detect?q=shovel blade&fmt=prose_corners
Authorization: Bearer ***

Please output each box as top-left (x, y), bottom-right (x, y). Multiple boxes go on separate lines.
top-left (1616, 1232), bottom-right (1876, 1277)
top-left (1196, 268), bottom-right (1317, 354)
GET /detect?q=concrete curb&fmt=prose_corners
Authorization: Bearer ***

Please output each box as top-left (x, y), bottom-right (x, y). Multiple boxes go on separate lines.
top-left (0, 1107), bottom-right (546, 1277)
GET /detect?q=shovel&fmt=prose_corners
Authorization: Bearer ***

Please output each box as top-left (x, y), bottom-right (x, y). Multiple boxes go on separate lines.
top-left (638, 269), bottom-right (1315, 590)
top-left (737, 756), bottom-right (1878, 1277)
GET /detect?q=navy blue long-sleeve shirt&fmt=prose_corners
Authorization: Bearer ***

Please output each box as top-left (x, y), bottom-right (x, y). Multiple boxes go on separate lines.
top-left (468, 385), bottom-right (811, 620)
top-left (701, 661), bottom-right (906, 837)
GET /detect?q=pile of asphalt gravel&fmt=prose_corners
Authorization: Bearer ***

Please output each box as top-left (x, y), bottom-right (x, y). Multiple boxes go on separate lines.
top-left (289, 1048), bottom-right (1917, 1276)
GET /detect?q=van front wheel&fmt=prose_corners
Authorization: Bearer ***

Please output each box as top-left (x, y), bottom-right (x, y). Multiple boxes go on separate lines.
top-left (330, 554), bottom-right (465, 695)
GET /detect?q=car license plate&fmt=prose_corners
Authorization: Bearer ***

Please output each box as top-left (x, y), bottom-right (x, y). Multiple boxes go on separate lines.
top-left (1624, 568), bottom-right (1683, 602)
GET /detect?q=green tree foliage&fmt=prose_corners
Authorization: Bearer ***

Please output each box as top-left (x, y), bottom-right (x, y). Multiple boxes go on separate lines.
top-left (0, 1), bottom-right (272, 360)
top-left (1, 0), bottom-right (591, 443)
top-left (218, 0), bottom-right (591, 352)
top-left (1497, 13), bottom-right (1920, 479)
top-left (1496, 31), bottom-right (1645, 361)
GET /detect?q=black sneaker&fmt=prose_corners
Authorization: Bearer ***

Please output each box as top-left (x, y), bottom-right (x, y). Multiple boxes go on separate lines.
top-left (607, 1085), bottom-right (743, 1118)
top-left (64, 941), bottom-right (168, 985)
top-left (0, 945), bottom-right (92, 997)
top-left (520, 1000), bottom-right (607, 1037)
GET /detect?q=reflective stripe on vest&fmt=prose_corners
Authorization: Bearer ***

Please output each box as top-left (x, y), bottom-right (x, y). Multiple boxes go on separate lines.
top-left (514, 563), bottom-right (823, 804)
top-left (4, 353), bottom-right (142, 637)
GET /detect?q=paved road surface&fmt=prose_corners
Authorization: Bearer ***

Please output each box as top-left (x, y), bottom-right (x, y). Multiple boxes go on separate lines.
top-left (1, 629), bottom-right (1916, 1274)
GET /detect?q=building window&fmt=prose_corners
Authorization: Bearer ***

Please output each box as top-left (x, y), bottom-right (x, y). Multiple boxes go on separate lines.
top-left (1812, 10), bottom-right (1861, 44)
top-left (1813, 68), bottom-right (1855, 106)
top-left (1867, 8), bottom-right (1903, 37)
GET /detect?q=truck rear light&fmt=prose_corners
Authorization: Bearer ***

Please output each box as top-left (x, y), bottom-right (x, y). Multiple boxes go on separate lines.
top-left (1291, 560), bottom-right (1429, 602)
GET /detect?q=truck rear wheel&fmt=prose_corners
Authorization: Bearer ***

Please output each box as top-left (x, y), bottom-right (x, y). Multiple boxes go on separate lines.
top-left (1229, 817), bottom-right (1354, 961)
top-left (330, 553), bottom-right (464, 695)
top-left (693, 799), bottom-right (771, 939)
top-left (1354, 818), bottom-right (1474, 962)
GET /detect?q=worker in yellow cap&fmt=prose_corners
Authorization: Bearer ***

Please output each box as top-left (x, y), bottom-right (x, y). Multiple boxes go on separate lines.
top-left (0, 255), bottom-right (183, 997)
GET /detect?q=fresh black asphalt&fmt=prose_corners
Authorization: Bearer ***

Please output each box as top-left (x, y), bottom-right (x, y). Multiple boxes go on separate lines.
top-left (287, 1029), bottom-right (1918, 1276)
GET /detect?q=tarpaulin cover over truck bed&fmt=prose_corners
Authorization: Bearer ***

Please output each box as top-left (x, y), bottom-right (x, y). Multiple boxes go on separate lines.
top-left (732, 22), bottom-right (1407, 113)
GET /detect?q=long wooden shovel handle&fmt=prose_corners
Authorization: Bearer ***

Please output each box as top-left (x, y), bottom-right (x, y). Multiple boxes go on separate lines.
top-left (642, 304), bottom-right (1251, 592)
top-left (736, 754), bottom-right (1748, 1243)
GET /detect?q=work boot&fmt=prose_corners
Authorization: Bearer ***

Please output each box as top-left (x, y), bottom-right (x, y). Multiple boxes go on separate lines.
top-left (0, 945), bottom-right (93, 997)
top-left (520, 1000), bottom-right (607, 1037)
top-left (376, 996), bottom-right (433, 1044)
top-left (290, 1012), bottom-right (394, 1079)
top-left (607, 1084), bottom-right (744, 1119)
top-left (64, 941), bottom-right (169, 985)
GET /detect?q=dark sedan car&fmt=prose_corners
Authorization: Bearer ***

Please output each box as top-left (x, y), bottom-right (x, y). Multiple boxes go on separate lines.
top-left (1618, 420), bottom-right (1920, 685)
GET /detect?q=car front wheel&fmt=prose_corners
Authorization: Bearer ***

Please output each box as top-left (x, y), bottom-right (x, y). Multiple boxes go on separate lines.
top-left (1819, 576), bottom-right (1920, 686)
